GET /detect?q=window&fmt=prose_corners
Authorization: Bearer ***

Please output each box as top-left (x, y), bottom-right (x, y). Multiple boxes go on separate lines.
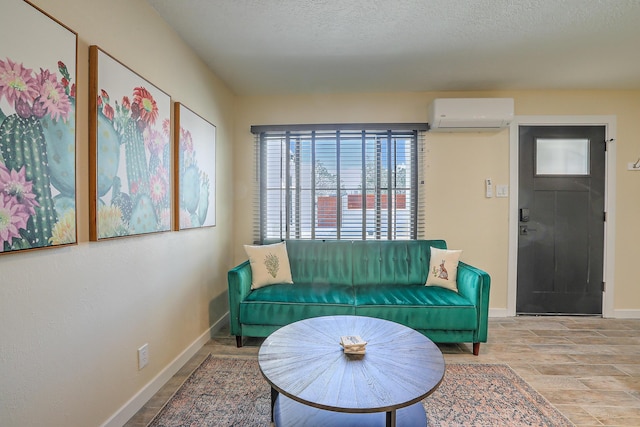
top-left (536, 138), bottom-right (590, 175)
top-left (251, 124), bottom-right (427, 242)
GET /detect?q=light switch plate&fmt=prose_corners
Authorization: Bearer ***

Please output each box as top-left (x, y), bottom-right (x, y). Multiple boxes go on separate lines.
top-left (496, 185), bottom-right (509, 198)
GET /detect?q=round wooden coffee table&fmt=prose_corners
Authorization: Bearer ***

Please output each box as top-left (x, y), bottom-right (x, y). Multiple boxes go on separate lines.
top-left (258, 315), bottom-right (445, 427)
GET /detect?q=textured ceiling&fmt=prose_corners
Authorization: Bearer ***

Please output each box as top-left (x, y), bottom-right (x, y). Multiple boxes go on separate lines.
top-left (146, 0), bottom-right (640, 95)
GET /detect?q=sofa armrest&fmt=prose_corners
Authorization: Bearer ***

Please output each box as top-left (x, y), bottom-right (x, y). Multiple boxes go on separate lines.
top-left (456, 261), bottom-right (491, 343)
top-left (228, 260), bottom-right (252, 336)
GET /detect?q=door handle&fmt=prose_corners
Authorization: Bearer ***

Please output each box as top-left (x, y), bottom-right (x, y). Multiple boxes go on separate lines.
top-left (520, 225), bottom-right (536, 235)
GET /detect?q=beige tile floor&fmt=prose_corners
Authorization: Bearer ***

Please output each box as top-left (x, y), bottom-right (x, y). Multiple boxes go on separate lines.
top-left (125, 316), bottom-right (640, 426)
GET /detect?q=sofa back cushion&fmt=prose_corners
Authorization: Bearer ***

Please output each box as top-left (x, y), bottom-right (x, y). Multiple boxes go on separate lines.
top-left (285, 240), bottom-right (353, 286)
top-left (284, 239), bottom-right (448, 287)
top-left (352, 240), bottom-right (447, 287)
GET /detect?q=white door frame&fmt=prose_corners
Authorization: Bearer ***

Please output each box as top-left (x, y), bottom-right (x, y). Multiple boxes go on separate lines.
top-left (507, 116), bottom-right (617, 317)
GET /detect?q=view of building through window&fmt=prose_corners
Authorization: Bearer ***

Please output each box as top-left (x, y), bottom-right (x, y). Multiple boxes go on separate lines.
top-left (253, 126), bottom-right (424, 242)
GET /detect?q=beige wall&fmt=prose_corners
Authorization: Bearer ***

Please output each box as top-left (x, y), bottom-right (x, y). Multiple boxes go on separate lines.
top-left (2, 1), bottom-right (640, 425)
top-left (0, 0), bottom-right (236, 425)
top-left (234, 90), bottom-right (640, 313)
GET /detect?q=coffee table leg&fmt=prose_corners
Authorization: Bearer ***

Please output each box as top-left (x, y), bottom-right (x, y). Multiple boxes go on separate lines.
top-left (270, 387), bottom-right (278, 422)
top-left (386, 409), bottom-right (397, 427)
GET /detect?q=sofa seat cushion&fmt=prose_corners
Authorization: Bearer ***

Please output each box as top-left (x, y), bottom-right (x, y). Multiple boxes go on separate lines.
top-left (354, 284), bottom-right (477, 331)
top-left (240, 284), bottom-right (355, 326)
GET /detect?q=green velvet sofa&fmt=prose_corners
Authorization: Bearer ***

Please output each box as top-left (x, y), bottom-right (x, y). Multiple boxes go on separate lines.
top-left (228, 239), bottom-right (491, 355)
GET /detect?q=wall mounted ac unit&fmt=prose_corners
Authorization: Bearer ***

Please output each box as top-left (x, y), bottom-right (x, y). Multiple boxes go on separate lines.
top-left (428, 98), bottom-right (514, 132)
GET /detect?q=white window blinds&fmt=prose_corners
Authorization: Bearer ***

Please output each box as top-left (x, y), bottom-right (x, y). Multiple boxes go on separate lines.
top-left (251, 124), bottom-right (427, 242)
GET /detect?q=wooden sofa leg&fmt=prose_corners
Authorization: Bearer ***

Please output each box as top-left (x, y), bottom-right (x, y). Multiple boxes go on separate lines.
top-left (473, 342), bottom-right (480, 356)
top-left (236, 336), bottom-right (243, 348)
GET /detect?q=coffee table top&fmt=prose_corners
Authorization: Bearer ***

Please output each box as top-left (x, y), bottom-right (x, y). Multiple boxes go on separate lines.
top-left (258, 315), bottom-right (445, 414)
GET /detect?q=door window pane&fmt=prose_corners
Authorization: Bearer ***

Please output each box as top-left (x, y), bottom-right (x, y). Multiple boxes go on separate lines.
top-left (536, 138), bottom-right (589, 175)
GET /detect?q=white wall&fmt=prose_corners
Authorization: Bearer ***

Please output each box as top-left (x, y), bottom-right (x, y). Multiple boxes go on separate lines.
top-left (0, 1), bottom-right (236, 425)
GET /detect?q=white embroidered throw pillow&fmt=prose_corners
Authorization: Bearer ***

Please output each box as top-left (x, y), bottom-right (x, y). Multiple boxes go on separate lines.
top-left (425, 247), bottom-right (462, 292)
top-left (244, 242), bottom-right (294, 290)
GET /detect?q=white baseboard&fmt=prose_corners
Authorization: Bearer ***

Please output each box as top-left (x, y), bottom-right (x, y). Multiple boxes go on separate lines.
top-left (610, 309), bottom-right (640, 319)
top-left (101, 312), bottom-right (230, 427)
top-left (489, 308), bottom-right (640, 319)
top-left (489, 308), bottom-right (510, 318)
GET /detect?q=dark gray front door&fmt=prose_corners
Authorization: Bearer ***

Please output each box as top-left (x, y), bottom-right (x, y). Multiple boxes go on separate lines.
top-left (517, 125), bottom-right (605, 315)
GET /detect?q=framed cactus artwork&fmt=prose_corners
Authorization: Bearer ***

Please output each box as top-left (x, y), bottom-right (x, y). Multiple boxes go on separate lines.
top-left (173, 102), bottom-right (216, 230)
top-left (88, 46), bottom-right (172, 241)
top-left (0, 1), bottom-right (78, 254)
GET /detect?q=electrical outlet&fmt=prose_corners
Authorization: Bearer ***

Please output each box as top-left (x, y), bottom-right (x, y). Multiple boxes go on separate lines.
top-left (138, 343), bottom-right (149, 370)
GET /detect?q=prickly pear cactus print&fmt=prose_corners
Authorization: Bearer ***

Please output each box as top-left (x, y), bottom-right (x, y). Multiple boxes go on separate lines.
top-left (41, 102), bottom-right (76, 197)
top-left (95, 111), bottom-right (121, 198)
top-left (176, 104), bottom-right (216, 229)
top-left (93, 48), bottom-right (171, 239)
top-left (181, 165), bottom-right (201, 214)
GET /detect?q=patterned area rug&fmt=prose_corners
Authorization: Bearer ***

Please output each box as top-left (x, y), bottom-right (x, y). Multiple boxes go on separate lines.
top-left (148, 355), bottom-right (573, 427)
top-left (426, 363), bottom-right (573, 426)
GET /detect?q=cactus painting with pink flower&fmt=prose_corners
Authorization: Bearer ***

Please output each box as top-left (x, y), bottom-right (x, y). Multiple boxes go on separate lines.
top-left (0, 1), bottom-right (77, 254)
top-left (174, 103), bottom-right (216, 230)
top-left (89, 46), bottom-right (172, 240)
